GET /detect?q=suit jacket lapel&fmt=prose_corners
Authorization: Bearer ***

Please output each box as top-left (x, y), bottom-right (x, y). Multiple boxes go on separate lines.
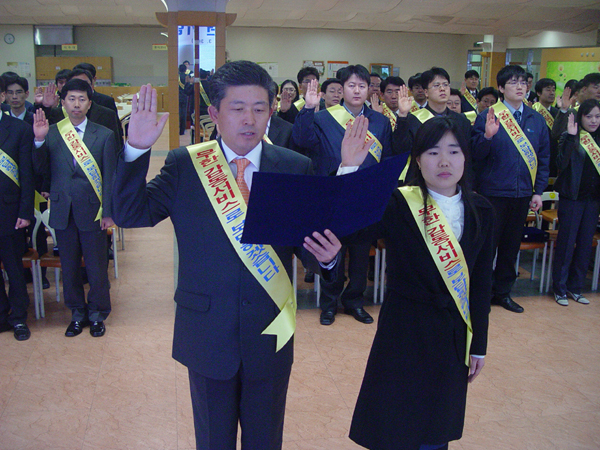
top-left (0, 116), bottom-right (10, 149)
top-left (259, 143), bottom-right (281, 173)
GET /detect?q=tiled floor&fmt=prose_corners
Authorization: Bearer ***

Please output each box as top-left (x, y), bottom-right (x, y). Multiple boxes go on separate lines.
top-left (1, 127), bottom-right (599, 449)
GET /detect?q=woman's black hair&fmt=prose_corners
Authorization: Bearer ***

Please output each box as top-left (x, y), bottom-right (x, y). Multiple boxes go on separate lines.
top-left (280, 80), bottom-right (300, 103)
top-left (406, 117), bottom-right (481, 240)
top-left (576, 98), bottom-right (600, 135)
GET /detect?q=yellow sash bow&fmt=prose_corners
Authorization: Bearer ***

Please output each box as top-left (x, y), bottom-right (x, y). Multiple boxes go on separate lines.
top-left (0, 148), bottom-right (19, 187)
top-left (492, 101), bottom-right (537, 188)
top-left (581, 131), bottom-right (600, 175)
top-left (187, 140), bottom-right (296, 352)
top-left (400, 186), bottom-right (472, 366)
top-left (57, 118), bottom-right (103, 221)
top-left (327, 104), bottom-right (383, 163)
top-left (532, 103), bottom-right (554, 129)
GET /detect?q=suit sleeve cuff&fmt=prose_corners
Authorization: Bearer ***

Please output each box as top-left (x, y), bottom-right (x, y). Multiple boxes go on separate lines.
top-left (336, 165), bottom-right (359, 175)
top-left (124, 141), bottom-right (151, 162)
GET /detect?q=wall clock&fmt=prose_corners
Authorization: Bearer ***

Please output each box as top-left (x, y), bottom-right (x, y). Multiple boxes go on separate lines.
top-left (4, 33), bottom-right (15, 44)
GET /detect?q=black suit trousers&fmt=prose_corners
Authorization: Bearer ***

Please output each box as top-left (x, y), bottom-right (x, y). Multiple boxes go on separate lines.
top-left (0, 234), bottom-right (30, 325)
top-left (55, 213), bottom-right (110, 322)
top-left (188, 364), bottom-right (290, 450)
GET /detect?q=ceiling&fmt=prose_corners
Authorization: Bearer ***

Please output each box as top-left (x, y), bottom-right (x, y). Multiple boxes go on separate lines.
top-left (0, 0), bottom-right (599, 38)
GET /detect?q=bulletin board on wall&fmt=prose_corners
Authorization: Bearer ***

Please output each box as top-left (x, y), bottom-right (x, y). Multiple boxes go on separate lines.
top-left (369, 63), bottom-right (393, 79)
top-left (540, 47), bottom-right (600, 97)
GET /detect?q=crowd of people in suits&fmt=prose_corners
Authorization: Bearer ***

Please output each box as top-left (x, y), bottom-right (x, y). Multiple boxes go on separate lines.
top-left (1, 56), bottom-right (600, 450)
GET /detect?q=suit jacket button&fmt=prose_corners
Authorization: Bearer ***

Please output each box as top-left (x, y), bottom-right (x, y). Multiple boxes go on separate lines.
top-left (242, 300), bottom-right (250, 306)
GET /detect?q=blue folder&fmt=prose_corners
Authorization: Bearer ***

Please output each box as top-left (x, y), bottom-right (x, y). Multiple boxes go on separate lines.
top-left (241, 154), bottom-right (408, 246)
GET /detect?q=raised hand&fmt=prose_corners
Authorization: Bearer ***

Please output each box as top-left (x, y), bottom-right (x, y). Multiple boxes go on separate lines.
top-left (304, 79), bottom-right (320, 109)
top-left (567, 112), bottom-right (578, 135)
top-left (42, 82), bottom-right (59, 108)
top-left (397, 85), bottom-right (412, 117)
top-left (303, 229), bottom-right (341, 264)
top-left (341, 115), bottom-right (373, 167)
top-left (279, 90), bottom-right (292, 113)
top-left (484, 107), bottom-right (499, 139)
top-left (33, 109), bottom-right (49, 142)
top-left (460, 80), bottom-right (466, 96)
top-left (128, 84), bottom-right (169, 149)
top-left (370, 94), bottom-right (383, 113)
top-left (560, 86), bottom-right (572, 111)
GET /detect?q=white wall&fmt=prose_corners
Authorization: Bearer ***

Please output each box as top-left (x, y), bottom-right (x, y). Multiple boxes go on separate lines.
top-left (226, 27), bottom-right (481, 87)
top-left (0, 25), bottom-right (36, 101)
top-left (36, 26), bottom-right (169, 86)
top-left (508, 30), bottom-right (597, 49)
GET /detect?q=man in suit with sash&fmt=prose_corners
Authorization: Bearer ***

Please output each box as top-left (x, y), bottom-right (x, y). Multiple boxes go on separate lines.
top-left (32, 78), bottom-right (116, 337)
top-left (461, 69), bottom-right (480, 113)
top-left (111, 60), bottom-right (340, 450)
top-left (0, 77), bottom-right (34, 341)
top-left (472, 64), bottom-right (550, 313)
top-left (292, 64), bottom-right (392, 326)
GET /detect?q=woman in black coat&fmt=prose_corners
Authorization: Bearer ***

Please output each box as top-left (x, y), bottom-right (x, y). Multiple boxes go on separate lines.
top-left (311, 116), bottom-right (495, 450)
top-left (552, 98), bottom-right (600, 305)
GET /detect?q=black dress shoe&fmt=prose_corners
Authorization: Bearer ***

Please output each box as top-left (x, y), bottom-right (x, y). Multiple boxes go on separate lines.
top-left (320, 310), bottom-right (336, 326)
top-left (65, 320), bottom-right (89, 337)
top-left (344, 307), bottom-right (374, 324)
top-left (13, 324), bottom-right (31, 341)
top-left (491, 295), bottom-right (524, 313)
top-left (42, 276), bottom-right (50, 290)
top-left (90, 321), bottom-right (105, 337)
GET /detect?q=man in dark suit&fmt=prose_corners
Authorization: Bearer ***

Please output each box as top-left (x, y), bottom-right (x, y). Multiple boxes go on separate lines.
top-left (4, 76), bottom-right (34, 126)
top-left (33, 78), bottom-right (116, 337)
top-left (460, 69), bottom-right (479, 113)
top-left (72, 63), bottom-right (120, 115)
top-left (112, 61), bottom-right (340, 450)
top-left (0, 77), bottom-right (34, 341)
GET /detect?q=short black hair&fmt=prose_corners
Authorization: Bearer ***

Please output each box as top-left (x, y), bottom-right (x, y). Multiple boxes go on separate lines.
top-left (1, 72), bottom-right (18, 87)
top-left (582, 72), bottom-right (600, 87)
top-left (183, 60), bottom-right (190, 65)
top-left (73, 62), bottom-right (96, 78)
top-left (408, 73), bottom-right (423, 90)
top-left (564, 79), bottom-right (578, 98)
top-left (297, 66), bottom-right (320, 84)
top-left (179, 64), bottom-right (187, 74)
top-left (477, 86), bottom-right (499, 102)
top-left (199, 69), bottom-right (210, 79)
top-left (1, 71), bottom-right (19, 81)
top-left (338, 65), bottom-right (370, 86)
top-left (449, 88), bottom-right (462, 97)
top-left (68, 68), bottom-right (94, 85)
top-left (535, 78), bottom-right (556, 95)
top-left (574, 80), bottom-right (585, 95)
top-left (380, 76), bottom-right (405, 92)
top-left (0, 77), bottom-right (5, 93)
top-left (370, 73), bottom-right (382, 81)
top-left (6, 76), bottom-right (28, 92)
top-left (421, 67), bottom-right (450, 89)
top-left (60, 78), bottom-right (93, 100)
top-left (321, 78), bottom-right (342, 93)
top-left (209, 60), bottom-right (274, 110)
top-left (496, 65), bottom-right (526, 88)
top-left (526, 72), bottom-right (534, 81)
top-left (55, 69), bottom-right (72, 84)
top-left (464, 70), bottom-right (479, 79)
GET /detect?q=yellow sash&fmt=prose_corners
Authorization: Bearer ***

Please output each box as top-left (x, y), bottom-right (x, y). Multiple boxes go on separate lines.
top-left (410, 99), bottom-right (420, 113)
top-left (399, 108), bottom-right (435, 182)
top-left (532, 103), bottom-right (554, 129)
top-left (0, 148), bottom-right (19, 187)
top-left (463, 90), bottom-right (477, 110)
top-left (327, 104), bottom-right (383, 163)
top-left (399, 186), bottom-right (472, 366)
top-left (188, 140), bottom-right (296, 352)
top-left (493, 101), bottom-right (537, 188)
top-left (57, 118), bottom-right (103, 221)
top-left (198, 82), bottom-right (211, 106)
top-left (34, 191), bottom-right (46, 212)
top-left (294, 98), bottom-right (306, 111)
top-left (381, 103), bottom-right (397, 129)
top-left (464, 110), bottom-right (477, 126)
top-left (581, 131), bottom-right (600, 175)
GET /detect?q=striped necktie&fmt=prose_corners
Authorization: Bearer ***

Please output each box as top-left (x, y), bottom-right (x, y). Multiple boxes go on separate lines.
top-left (234, 158), bottom-right (251, 204)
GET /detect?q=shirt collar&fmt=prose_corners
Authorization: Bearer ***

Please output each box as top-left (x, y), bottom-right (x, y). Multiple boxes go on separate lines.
top-left (73, 117), bottom-right (88, 133)
top-left (10, 110), bottom-right (26, 120)
top-left (221, 139), bottom-right (262, 170)
top-left (343, 103), bottom-right (365, 117)
top-left (503, 100), bottom-right (523, 116)
top-left (428, 185), bottom-right (462, 202)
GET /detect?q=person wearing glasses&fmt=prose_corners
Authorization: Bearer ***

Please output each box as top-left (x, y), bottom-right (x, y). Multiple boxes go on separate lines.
top-left (471, 64), bottom-right (550, 313)
top-left (392, 67), bottom-right (471, 166)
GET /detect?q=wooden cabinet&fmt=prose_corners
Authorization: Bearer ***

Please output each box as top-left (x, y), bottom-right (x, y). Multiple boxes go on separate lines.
top-left (36, 56), bottom-right (112, 82)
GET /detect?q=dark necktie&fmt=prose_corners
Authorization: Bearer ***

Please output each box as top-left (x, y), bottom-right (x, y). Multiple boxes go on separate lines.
top-left (514, 110), bottom-right (522, 126)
